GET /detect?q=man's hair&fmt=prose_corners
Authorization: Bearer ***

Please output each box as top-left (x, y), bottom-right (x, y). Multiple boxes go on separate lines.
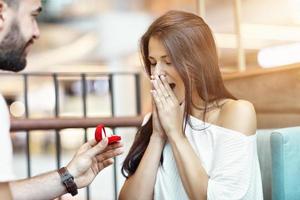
top-left (3, 0), bottom-right (20, 9)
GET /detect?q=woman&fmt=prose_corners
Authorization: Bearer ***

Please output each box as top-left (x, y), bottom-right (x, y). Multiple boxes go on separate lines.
top-left (119, 10), bottom-right (263, 200)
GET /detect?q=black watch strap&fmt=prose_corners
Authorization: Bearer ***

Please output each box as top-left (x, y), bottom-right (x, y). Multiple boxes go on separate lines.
top-left (58, 167), bottom-right (78, 196)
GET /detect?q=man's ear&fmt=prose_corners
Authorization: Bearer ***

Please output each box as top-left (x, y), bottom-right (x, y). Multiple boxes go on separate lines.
top-left (0, 1), bottom-right (8, 30)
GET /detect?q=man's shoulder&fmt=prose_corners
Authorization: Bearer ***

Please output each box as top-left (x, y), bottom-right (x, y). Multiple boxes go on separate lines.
top-left (0, 92), bottom-right (10, 124)
top-left (0, 93), bottom-right (8, 111)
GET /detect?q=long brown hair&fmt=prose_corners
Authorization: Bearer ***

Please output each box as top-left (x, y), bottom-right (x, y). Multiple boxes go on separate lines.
top-left (122, 10), bottom-right (235, 178)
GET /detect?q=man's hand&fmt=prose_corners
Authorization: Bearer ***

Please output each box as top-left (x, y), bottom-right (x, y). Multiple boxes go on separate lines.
top-left (66, 138), bottom-right (124, 188)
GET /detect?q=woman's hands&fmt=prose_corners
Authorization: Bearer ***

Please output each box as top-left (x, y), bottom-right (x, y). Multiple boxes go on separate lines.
top-left (150, 75), bottom-right (185, 141)
top-left (152, 99), bottom-right (167, 141)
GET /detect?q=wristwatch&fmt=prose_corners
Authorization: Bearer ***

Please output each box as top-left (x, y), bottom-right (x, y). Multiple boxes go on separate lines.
top-left (58, 167), bottom-right (78, 196)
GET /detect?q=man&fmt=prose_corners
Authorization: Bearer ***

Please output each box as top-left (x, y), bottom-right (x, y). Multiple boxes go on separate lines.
top-left (0, 88), bottom-right (14, 181)
top-left (0, 0), bottom-right (124, 199)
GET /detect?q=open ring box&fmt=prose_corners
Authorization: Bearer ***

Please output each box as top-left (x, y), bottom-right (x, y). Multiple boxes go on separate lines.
top-left (95, 124), bottom-right (121, 145)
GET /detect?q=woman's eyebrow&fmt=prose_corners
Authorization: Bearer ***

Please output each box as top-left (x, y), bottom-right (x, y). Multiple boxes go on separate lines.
top-left (148, 55), bottom-right (168, 59)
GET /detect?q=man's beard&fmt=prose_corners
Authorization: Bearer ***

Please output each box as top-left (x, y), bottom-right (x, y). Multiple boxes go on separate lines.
top-left (0, 20), bottom-right (31, 72)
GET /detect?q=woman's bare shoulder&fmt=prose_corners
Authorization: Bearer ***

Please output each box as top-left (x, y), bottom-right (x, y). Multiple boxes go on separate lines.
top-left (217, 99), bottom-right (256, 136)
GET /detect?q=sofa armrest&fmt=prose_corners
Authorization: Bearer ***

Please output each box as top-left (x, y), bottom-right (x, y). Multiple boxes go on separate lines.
top-left (271, 127), bottom-right (300, 200)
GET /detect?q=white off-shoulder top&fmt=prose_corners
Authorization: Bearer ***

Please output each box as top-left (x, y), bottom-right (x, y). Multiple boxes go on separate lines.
top-left (148, 115), bottom-right (264, 200)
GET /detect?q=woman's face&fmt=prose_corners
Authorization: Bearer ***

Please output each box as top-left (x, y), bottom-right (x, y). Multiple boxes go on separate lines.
top-left (148, 37), bottom-right (185, 103)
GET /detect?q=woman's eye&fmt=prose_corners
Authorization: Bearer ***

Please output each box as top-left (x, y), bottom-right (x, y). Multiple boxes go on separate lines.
top-left (150, 63), bottom-right (156, 66)
top-left (166, 62), bottom-right (172, 65)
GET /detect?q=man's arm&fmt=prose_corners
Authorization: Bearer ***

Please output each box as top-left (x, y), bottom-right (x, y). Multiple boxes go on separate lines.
top-left (7, 138), bottom-right (123, 200)
top-left (9, 170), bottom-right (66, 200)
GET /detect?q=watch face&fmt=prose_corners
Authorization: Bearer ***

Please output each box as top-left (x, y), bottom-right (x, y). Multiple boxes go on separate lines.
top-left (59, 167), bottom-right (74, 182)
top-left (58, 167), bottom-right (78, 196)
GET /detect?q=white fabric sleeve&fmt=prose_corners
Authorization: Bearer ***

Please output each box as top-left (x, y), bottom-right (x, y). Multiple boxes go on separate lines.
top-left (207, 133), bottom-right (256, 200)
top-left (0, 94), bottom-right (15, 181)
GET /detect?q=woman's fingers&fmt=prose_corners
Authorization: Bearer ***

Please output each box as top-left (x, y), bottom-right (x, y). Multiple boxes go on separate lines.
top-left (153, 75), bottom-right (178, 105)
top-left (155, 75), bottom-right (167, 97)
top-left (151, 78), bottom-right (167, 107)
top-left (151, 89), bottom-right (163, 110)
top-left (160, 75), bottom-right (177, 104)
top-left (152, 99), bottom-right (158, 117)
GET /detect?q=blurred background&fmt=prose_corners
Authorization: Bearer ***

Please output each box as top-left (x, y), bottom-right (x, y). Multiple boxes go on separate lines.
top-left (1, 0), bottom-right (300, 199)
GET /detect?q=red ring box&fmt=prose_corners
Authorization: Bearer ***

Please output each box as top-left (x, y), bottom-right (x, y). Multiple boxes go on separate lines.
top-left (95, 124), bottom-right (121, 144)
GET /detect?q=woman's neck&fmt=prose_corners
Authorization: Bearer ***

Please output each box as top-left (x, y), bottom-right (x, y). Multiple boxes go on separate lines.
top-left (190, 90), bottom-right (225, 122)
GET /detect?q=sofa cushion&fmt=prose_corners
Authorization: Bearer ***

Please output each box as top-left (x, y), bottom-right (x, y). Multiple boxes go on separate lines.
top-left (257, 130), bottom-right (273, 200)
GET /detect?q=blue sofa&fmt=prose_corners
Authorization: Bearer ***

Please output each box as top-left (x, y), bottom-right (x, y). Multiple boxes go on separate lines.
top-left (257, 127), bottom-right (300, 200)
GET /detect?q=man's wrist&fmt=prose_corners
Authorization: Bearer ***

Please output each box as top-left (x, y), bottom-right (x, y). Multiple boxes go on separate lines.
top-left (66, 165), bottom-right (77, 179)
top-left (66, 165), bottom-right (84, 189)
top-left (58, 167), bottom-right (78, 196)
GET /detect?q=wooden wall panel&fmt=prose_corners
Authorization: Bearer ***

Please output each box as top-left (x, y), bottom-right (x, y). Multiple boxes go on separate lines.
top-left (224, 65), bottom-right (300, 128)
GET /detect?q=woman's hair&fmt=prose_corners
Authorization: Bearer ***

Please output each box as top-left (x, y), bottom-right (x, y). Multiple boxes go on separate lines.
top-left (121, 10), bottom-right (235, 178)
